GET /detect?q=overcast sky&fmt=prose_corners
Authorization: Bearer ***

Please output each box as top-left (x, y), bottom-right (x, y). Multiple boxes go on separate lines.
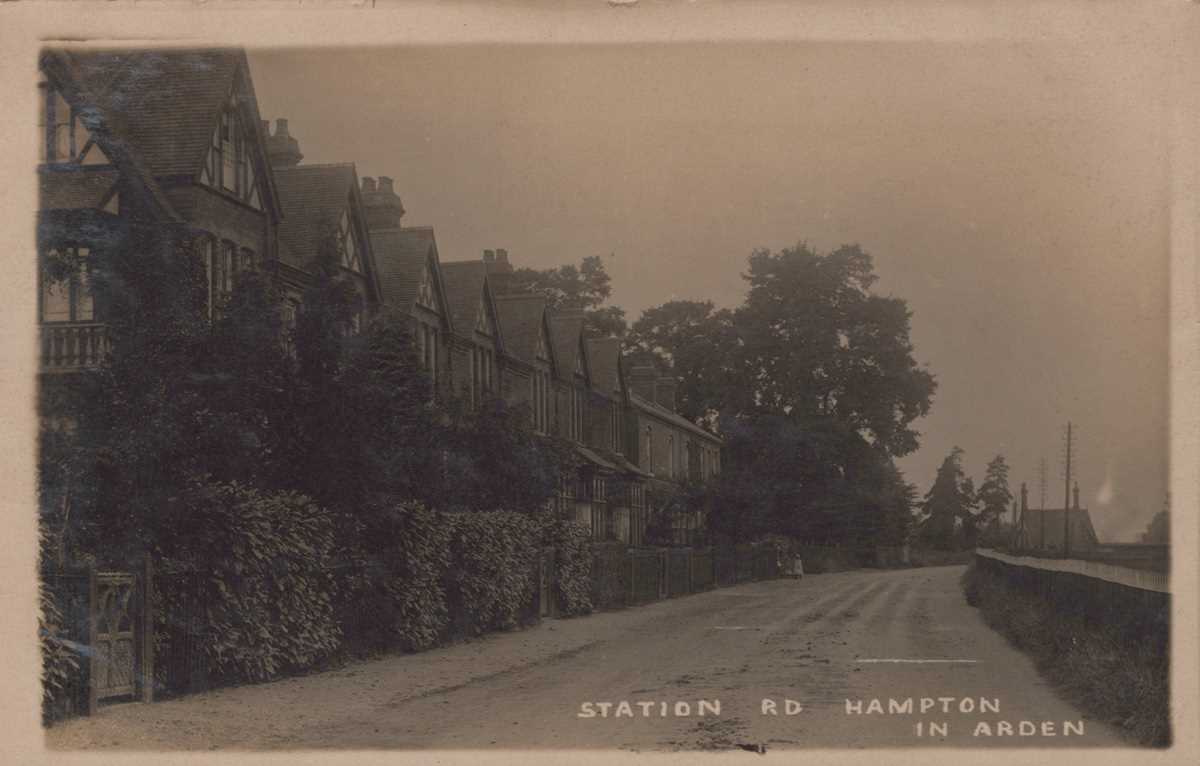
top-left (249, 40), bottom-right (1170, 541)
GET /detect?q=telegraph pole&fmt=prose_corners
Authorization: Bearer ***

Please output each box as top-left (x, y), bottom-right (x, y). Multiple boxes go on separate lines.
top-left (1063, 422), bottom-right (1072, 557)
top-left (1037, 458), bottom-right (1047, 510)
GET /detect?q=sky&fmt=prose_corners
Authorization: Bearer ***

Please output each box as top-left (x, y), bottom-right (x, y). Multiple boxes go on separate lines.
top-left (248, 40), bottom-right (1170, 541)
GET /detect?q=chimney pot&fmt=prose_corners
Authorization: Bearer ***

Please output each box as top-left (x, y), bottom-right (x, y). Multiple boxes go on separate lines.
top-left (276, 118), bottom-right (289, 137)
top-left (259, 119), bottom-right (269, 134)
top-left (496, 248), bottom-right (509, 264)
top-left (484, 249), bottom-right (496, 262)
top-left (378, 176), bottom-right (395, 195)
top-left (362, 177), bottom-right (377, 193)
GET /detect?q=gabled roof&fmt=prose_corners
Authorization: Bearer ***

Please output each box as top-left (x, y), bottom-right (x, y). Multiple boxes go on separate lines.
top-left (273, 163), bottom-right (380, 302)
top-left (369, 226), bottom-right (451, 329)
top-left (495, 294), bottom-right (554, 370)
top-left (630, 392), bottom-right (721, 444)
top-left (548, 312), bottom-right (588, 382)
top-left (39, 50), bottom-right (181, 223)
top-left (39, 169), bottom-right (120, 212)
top-left (585, 337), bottom-right (624, 397)
top-left (55, 47), bottom-right (280, 219)
top-left (441, 261), bottom-right (505, 349)
top-left (1018, 508), bottom-right (1100, 549)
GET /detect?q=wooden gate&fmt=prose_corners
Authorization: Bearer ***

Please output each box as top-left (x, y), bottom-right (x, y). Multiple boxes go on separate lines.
top-left (86, 559), bottom-right (154, 712)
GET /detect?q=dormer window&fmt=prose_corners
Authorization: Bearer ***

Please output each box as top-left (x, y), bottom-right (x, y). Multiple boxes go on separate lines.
top-left (38, 81), bottom-right (109, 166)
top-left (201, 99), bottom-right (262, 210)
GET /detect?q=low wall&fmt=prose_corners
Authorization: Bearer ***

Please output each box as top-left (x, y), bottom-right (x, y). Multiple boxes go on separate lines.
top-left (589, 542), bottom-right (781, 611)
top-left (973, 548), bottom-right (1170, 640)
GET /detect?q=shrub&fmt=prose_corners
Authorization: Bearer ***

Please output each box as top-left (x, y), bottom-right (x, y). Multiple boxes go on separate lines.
top-left (547, 519), bottom-right (593, 616)
top-left (446, 511), bottom-right (540, 636)
top-left (156, 481), bottom-right (341, 686)
top-left (39, 582), bottom-right (80, 722)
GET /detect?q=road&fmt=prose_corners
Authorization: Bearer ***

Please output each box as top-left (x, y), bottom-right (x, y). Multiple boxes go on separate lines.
top-left (47, 565), bottom-right (1125, 751)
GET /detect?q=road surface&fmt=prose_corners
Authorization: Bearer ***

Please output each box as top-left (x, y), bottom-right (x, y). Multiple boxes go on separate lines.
top-left (47, 565), bottom-right (1125, 751)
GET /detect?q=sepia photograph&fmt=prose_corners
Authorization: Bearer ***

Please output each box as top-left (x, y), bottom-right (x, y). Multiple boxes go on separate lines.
top-left (5, 1), bottom-right (1197, 760)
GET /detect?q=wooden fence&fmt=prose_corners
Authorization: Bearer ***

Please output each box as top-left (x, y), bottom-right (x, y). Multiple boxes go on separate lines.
top-left (590, 542), bottom-right (782, 611)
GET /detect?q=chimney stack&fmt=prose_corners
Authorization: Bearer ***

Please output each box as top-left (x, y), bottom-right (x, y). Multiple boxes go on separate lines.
top-left (484, 247), bottom-right (513, 294)
top-left (629, 366), bottom-right (657, 403)
top-left (361, 173), bottom-right (405, 230)
top-left (266, 117), bottom-right (304, 168)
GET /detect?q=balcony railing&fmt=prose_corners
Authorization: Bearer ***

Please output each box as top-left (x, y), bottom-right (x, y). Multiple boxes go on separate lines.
top-left (41, 323), bottom-right (109, 372)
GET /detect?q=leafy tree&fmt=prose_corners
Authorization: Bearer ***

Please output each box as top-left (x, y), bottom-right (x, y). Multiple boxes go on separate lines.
top-left (1140, 508), bottom-right (1169, 544)
top-left (508, 254), bottom-right (627, 337)
top-left (624, 299), bottom-right (738, 425)
top-left (920, 446), bottom-right (972, 550)
top-left (731, 243), bottom-right (935, 457)
top-left (440, 395), bottom-right (577, 514)
top-left (976, 454), bottom-right (1013, 541)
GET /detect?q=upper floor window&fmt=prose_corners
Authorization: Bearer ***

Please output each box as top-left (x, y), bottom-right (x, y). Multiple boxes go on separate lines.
top-left (201, 101), bottom-right (262, 210)
top-left (667, 434), bottom-right (676, 478)
top-left (644, 426), bottom-right (653, 474)
top-left (40, 246), bottom-right (93, 322)
top-left (38, 82), bottom-right (109, 166)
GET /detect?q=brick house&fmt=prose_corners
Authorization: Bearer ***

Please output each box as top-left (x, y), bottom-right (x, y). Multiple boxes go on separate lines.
top-left (36, 45), bottom-right (723, 549)
top-left (37, 48), bottom-right (287, 373)
top-left (36, 49), bottom-right (384, 374)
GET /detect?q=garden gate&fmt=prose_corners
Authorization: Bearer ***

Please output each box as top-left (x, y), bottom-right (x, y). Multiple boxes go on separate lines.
top-left (86, 559), bottom-right (154, 712)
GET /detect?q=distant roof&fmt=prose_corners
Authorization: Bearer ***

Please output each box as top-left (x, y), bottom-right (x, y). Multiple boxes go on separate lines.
top-left (369, 226), bottom-right (446, 321)
top-left (1018, 508), bottom-right (1100, 549)
top-left (495, 294), bottom-right (549, 367)
top-left (274, 163), bottom-right (358, 271)
top-left (63, 48), bottom-right (243, 180)
top-left (585, 337), bottom-right (623, 396)
top-left (630, 391), bottom-right (720, 444)
top-left (548, 312), bottom-right (586, 379)
top-left (440, 261), bottom-right (489, 338)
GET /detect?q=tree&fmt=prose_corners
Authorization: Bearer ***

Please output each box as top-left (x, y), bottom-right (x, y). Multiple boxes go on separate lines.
top-left (1140, 505), bottom-right (1169, 544)
top-left (508, 254), bottom-right (627, 337)
top-left (920, 447), bottom-right (972, 550)
top-left (624, 300), bottom-right (738, 425)
top-left (976, 454), bottom-right (1013, 542)
top-left (731, 243), bottom-right (935, 457)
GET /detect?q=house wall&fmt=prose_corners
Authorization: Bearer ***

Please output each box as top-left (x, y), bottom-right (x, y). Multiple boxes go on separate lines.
top-left (163, 184), bottom-right (274, 260)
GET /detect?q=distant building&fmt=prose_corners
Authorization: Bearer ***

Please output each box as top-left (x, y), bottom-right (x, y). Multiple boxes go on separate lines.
top-left (1014, 482), bottom-right (1100, 553)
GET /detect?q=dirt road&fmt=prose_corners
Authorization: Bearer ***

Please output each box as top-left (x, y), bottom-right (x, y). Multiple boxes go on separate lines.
top-left (47, 565), bottom-right (1125, 751)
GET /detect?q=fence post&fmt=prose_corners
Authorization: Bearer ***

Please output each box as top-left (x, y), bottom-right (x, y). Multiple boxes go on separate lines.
top-left (86, 564), bottom-right (98, 716)
top-left (140, 555), bottom-right (155, 703)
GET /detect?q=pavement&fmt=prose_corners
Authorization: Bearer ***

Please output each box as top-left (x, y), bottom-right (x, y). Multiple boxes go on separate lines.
top-left (45, 564), bottom-right (1127, 751)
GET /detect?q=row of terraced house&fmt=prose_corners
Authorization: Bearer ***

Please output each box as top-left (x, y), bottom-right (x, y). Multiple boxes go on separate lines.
top-left (36, 47), bottom-right (722, 547)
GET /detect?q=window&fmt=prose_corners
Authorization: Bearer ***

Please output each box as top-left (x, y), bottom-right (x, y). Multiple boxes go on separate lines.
top-left (337, 209), bottom-right (362, 272)
top-left (202, 99), bottom-right (261, 209)
top-left (668, 435), bottom-right (676, 478)
top-left (38, 82), bottom-right (108, 165)
top-left (40, 247), bottom-right (93, 323)
top-left (281, 300), bottom-right (299, 356)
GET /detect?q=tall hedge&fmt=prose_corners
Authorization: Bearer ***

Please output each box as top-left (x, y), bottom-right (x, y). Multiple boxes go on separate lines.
top-left (547, 519), bottom-right (593, 616)
top-left (155, 481), bottom-right (341, 686)
top-left (446, 511), bottom-right (540, 637)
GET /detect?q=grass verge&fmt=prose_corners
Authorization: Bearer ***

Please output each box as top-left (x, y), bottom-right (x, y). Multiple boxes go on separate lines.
top-left (961, 561), bottom-right (1170, 747)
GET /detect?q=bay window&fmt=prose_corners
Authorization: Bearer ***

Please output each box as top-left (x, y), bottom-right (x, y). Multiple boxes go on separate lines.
top-left (40, 247), bottom-right (93, 322)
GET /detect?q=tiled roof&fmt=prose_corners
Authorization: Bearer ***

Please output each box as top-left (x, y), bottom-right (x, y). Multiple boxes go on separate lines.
top-left (585, 337), bottom-right (623, 396)
top-left (630, 392), bottom-right (721, 444)
top-left (495, 294), bottom-right (549, 367)
top-left (370, 226), bottom-right (445, 321)
top-left (274, 163), bottom-right (357, 271)
top-left (1018, 508), bottom-right (1100, 548)
top-left (40, 50), bottom-right (181, 223)
top-left (548, 312), bottom-right (586, 380)
top-left (64, 49), bottom-right (243, 180)
top-left (39, 169), bottom-right (120, 211)
top-left (440, 261), bottom-right (488, 338)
